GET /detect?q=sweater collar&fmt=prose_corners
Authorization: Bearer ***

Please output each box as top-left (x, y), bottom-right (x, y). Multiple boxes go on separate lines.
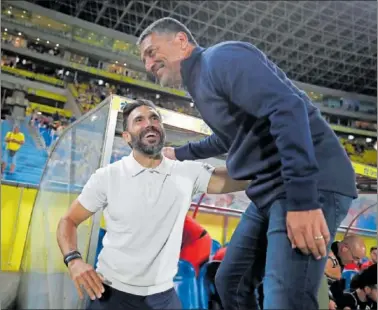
top-left (180, 46), bottom-right (205, 89)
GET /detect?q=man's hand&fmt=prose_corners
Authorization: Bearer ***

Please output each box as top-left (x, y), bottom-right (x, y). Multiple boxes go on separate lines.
top-left (162, 147), bottom-right (176, 160)
top-left (286, 209), bottom-right (330, 260)
top-left (68, 258), bottom-right (105, 300)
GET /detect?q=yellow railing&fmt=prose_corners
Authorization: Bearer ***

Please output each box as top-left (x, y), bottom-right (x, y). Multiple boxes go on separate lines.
top-left (27, 102), bottom-right (72, 117)
top-left (1, 65), bottom-right (65, 87)
top-left (26, 88), bottom-right (66, 102)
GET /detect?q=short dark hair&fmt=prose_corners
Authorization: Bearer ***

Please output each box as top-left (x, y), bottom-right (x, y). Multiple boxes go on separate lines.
top-left (350, 263), bottom-right (377, 290)
top-left (122, 99), bottom-right (160, 131)
top-left (371, 246), bottom-right (377, 253)
top-left (137, 17), bottom-right (198, 46)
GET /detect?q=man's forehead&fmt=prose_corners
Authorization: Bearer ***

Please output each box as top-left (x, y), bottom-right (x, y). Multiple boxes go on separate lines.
top-left (140, 32), bottom-right (172, 50)
top-left (130, 106), bottom-right (159, 118)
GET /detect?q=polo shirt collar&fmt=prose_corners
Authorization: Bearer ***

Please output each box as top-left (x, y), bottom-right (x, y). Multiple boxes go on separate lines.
top-left (125, 153), bottom-right (173, 177)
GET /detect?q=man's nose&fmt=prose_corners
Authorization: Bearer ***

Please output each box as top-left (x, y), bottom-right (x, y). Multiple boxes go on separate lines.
top-left (145, 59), bottom-right (154, 73)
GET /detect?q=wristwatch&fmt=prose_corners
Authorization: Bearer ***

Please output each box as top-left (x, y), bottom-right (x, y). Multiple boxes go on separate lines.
top-left (64, 250), bottom-right (82, 267)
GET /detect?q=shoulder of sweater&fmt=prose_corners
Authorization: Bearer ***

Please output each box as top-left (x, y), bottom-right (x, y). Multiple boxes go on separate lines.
top-left (203, 40), bottom-right (258, 58)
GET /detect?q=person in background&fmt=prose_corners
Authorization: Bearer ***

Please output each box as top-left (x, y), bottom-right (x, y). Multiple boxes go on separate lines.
top-left (334, 263), bottom-right (377, 310)
top-left (324, 235), bottom-right (366, 310)
top-left (209, 245), bottom-right (264, 310)
top-left (180, 215), bottom-right (211, 275)
top-left (1, 124), bottom-right (25, 174)
top-left (361, 246), bottom-right (377, 271)
top-left (53, 111), bottom-right (60, 122)
top-left (325, 235), bottom-right (366, 282)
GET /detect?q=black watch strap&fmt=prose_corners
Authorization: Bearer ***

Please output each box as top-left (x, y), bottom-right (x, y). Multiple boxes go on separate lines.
top-left (64, 250), bottom-right (82, 267)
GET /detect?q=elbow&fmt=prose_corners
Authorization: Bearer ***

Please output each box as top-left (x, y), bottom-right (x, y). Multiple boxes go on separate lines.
top-left (59, 215), bottom-right (78, 228)
top-left (57, 216), bottom-right (77, 240)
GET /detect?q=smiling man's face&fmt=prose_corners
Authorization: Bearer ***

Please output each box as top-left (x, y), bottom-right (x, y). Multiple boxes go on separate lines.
top-left (123, 105), bottom-right (166, 156)
top-left (139, 32), bottom-right (188, 88)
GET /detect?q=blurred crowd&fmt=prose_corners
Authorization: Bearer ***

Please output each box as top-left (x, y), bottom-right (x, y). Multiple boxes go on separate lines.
top-left (1, 35), bottom-right (377, 168)
top-left (72, 79), bottom-right (200, 117)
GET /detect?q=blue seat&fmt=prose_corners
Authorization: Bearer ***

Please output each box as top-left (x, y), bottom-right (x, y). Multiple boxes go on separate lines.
top-left (198, 261), bottom-right (222, 309)
top-left (211, 239), bottom-right (222, 257)
top-left (94, 228), bottom-right (106, 268)
top-left (198, 263), bottom-right (210, 309)
top-left (174, 260), bottom-right (199, 309)
top-left (342, 270), bottom-right (359, 290)
top-left (360, 257), bottom-right (369, 264)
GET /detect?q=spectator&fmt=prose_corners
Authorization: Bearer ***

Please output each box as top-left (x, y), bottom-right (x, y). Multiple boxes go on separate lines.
top-left (209, 245), bottom-right (264, 310)
top-left (361, 246), bottom-right (377, 271)
top-left (52, 111), bottom-right (60, 122)
top-left (325, 235), bottom-right (366, 282)
top-left (1, 124), bottom-right (25, 174)
top-left (333, 263), bottom-right (377, 310)
top-left (180, 215), bottom-right (211, 275)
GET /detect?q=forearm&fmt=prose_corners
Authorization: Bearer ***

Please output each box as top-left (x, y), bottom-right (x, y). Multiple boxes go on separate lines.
top-left (175, 134), bottom-right (228, 161)
top-left (269, 99), bottom-right (319, 211)
top-left (57, 217), bottom-right (80, 256)
top-left (208, 167), bottom-right (249, 194)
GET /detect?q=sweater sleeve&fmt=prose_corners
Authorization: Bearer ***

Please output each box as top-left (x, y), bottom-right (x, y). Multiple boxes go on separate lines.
top-left (175, 133), bottom-right (228, 161)
top-left (209, 43), bottom-right (320, 212)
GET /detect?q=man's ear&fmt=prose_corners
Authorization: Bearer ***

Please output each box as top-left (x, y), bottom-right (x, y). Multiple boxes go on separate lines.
top-left (122, 131), bottom-right (131, 144)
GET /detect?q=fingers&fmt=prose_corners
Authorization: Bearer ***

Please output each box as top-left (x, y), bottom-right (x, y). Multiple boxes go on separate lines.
top-left (82, 272), bottom-right (103, 299)
top-left (288, 210), bottom-right (330, 259)
top-left (311, 211), bottom-right (330, 259)
top-left (73, 279), bottom-right (84, 300)
top-left (90, 270), bottom-right (105, 295)
top-left (292, 229), bottom-right (310, 255)
top-left (308, 226), bottom-right (323, 260)
top-left (73, 269), bottom-right (104, 300)
top-left (286, 224), bottom-right (296, 248)
top-left (320, 215), bottom-right (331, 246)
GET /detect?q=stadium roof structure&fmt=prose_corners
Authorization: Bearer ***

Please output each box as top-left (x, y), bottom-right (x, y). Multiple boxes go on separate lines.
top-left (28, 0), bottom-right (377, 97)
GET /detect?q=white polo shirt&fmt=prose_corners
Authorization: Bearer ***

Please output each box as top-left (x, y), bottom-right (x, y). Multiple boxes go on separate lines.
top-left (77, 153), bottom-right (214, 296)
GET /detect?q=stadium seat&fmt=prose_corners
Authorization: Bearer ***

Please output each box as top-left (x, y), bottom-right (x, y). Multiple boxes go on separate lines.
top-left (198, 263), bottom-right (210, 309)
top-left (174, 260), bottom-right (200, 309)
top-left (211, 239), bottom-right (222, 257)
top-left (342, 270), bottom-right (359, 290)
top-left (198, 261), bottom-right (222, 309)
top-left (360, 257), bottom-right (369, 264)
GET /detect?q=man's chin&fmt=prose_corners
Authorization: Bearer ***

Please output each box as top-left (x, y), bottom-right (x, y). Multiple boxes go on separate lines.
top-left (159, 77), bottom-right (179, 88)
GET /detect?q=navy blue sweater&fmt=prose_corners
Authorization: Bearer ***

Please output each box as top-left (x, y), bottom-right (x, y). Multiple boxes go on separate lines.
top-left (176, 42), bottom-right (357, 211)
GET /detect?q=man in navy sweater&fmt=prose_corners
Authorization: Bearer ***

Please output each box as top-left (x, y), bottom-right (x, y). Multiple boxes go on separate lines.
top-left (137, 17), bottom-right (357, 309)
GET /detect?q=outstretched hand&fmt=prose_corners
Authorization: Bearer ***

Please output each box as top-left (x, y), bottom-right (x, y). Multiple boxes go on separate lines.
top-left (286, 209), bottom-right (330, 260)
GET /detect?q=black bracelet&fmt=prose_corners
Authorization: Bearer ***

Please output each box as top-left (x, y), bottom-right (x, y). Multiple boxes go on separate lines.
top-left (64, 250), bottom-right (82, 267)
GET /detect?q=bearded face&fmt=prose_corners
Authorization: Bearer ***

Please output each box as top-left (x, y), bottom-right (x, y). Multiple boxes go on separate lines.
top-left (129, 125), bottom-right (166, 156)
top-left (123, 105), bottom-right (166, 157)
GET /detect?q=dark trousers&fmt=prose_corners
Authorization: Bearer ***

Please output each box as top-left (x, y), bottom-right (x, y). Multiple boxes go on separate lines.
top-left (214, 191), bottom-right (352, 310)
top-left (87, 285), bottom-right (182, 310)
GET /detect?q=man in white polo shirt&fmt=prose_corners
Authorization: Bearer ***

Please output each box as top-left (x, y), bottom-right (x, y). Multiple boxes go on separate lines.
top-left (57, 99), bottom-right (248, 310)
